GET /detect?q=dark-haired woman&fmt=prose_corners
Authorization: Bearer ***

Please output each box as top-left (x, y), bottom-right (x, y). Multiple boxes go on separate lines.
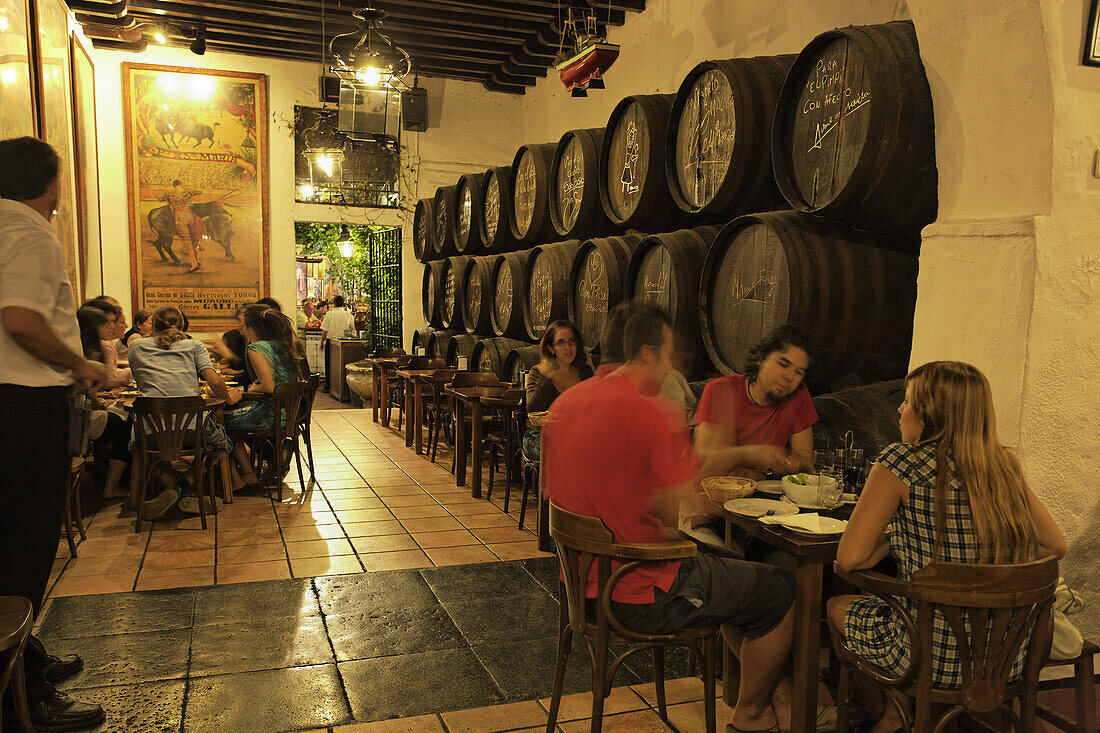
top-left (121, 309), bottom-right (152, 348)
top-left (523, 319), bottom-right (592, 460)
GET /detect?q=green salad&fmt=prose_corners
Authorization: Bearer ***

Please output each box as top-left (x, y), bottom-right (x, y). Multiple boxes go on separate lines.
top-left (786, 472), bottom-right (810, 485)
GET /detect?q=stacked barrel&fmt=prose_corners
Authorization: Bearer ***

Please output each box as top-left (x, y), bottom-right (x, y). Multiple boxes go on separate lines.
top-left (416, 20), bottom-right (934, 392)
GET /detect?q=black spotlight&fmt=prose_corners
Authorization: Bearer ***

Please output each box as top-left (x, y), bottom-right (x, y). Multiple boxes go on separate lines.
top-left (190, 25), bottom-right (206, 55)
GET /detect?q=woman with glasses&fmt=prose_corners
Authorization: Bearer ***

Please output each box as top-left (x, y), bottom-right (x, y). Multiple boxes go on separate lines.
top-left (523, 319), bottom-right (593, 460)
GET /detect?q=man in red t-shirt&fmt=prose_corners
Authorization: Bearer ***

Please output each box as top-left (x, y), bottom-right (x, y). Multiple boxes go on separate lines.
top-left (544, 309), bottom-right (796, 733)
top-left (694, 326), bottom-right (818, 477)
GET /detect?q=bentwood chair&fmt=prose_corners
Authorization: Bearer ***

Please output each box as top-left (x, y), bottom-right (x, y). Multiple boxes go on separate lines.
top-left (546, 502), bottom-right (719, 733)
top-left (482, 389), bottom-right (525, 512)
top-left (371, 348), bottom-right (408, 426)
top-left (446, 373), bottom-right (506, 476)
top-left (296, 373), bottom-right (321, 485)
top-left (392, 356), bottom-right (447, 432)
top-left (424, 369), bottom-right (458, 463)
top-left (232, 382), bottom-right (309, 502)
top-left (131, 396), bottom-right (225, 532)
top-left (1037, 639), bottom-right (1097, 732)
top-left (830, 557), bottom-right (1058, 733)
top-left (0, 596), bottom-right (34, 733)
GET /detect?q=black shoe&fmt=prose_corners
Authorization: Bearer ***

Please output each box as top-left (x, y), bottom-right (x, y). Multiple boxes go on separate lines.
top-left (43, 654), bottom-right (83, 685)
top-left (28, 689), bottom-right (105, 732)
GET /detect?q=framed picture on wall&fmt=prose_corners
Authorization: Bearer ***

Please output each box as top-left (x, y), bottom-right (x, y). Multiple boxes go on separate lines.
top-left (121, 63), bottom-right (270, 331)
top-left (0, 0), bottom-right (37, 139)
top-left (33, 0), bottom-right (82, 297)
top-left (1085, 0), bottom-right (1100, 66)
top-left (70, 34), bottom-right (103, 298)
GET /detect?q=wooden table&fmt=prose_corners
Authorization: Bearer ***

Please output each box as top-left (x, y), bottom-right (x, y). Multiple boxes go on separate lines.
top-left (395, 368), bottom-right (446, 454)
top-left (445, 384), bottom-right (509, 498)
top-left (707, 498), bottom-right (844, 733)
top-left (366, 357), bottom-right (403, 426)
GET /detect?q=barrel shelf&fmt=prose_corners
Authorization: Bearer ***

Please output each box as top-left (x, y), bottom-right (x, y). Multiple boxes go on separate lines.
top-left (461, 256), bottom-right (495, 336)
top-left (490, 249), bottom-right (532, 339)
top-left (433, 185), bottom-right (459, 259)
top-left (454, 172), bottom-right (488, 255)
top-left (567, 232), bottom-right (645, 351)
top-left (439, 255), bottom-right (471, 331)
top-left (413, 198), bottom-right (437, 264)
top-left (509, 143), bottom-right (559, 247)
top-left (550, 128), bottom-right (616, 241)
top-left (480, 166), bottom-right (522, 253)
top-left (473, 337), bottom-right (534, 380)
top-left (521, 239), bottom-right (583, 341)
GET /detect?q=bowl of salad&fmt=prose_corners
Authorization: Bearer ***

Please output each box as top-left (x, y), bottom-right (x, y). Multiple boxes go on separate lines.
top-left (781, 472), bottom-right (838, 506)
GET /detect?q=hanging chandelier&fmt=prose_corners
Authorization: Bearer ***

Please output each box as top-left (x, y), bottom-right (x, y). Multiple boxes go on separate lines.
top-left (328, 3), bottom-right (412, 91)
top-left (299, 109), bottom-right (346, 202)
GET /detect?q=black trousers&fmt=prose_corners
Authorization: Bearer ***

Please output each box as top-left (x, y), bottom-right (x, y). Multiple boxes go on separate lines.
top-left (0, 384), bottom-right (70, 703)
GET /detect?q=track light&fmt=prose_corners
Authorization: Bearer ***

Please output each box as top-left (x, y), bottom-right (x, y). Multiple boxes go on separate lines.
top-left (190, 25), bottom-right (206, 55)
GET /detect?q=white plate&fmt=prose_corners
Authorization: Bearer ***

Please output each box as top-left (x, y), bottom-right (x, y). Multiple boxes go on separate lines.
top-left (780, 494), bottom-right (858, 510)
top-left (774, 515), bottom-right (849, 536)
top-left (724, 498), bottom-right (799, 518)
top-left (755, 480), bottom-right (785, 495)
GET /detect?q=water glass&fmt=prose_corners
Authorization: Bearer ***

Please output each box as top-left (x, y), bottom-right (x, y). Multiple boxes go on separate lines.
top-left (814, 450), bottom-right (835, 475)
top-left (817, 476), bottom-right (844, 510)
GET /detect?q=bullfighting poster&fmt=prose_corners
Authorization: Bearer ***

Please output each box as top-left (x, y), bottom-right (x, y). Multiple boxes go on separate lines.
top-left (122, 63), bottom-right (269, 331)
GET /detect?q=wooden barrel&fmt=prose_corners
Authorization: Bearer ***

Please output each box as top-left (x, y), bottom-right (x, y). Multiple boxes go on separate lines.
top-left (625, 226), bottom-right (722, 377)
top-left (427, 329), bottom-right (455, 361)
top-left (550, 128), bottom-right (614, 240)
top-left (600, 94), bottom-right (686, 232)
top-left (567, 233), bottom-right (645, 349)
top-left (461, 256), bottom-right (494, 336)
top-left (480, 166), bottom-right (521, 252)
top-left (771, 21), bottom-right (936, 237)
top-left (699, 211), bottom-right (918, 392)
top-left (429, 330), bottom-right (477, 367)
top-left (522, 239), bottom-right (582, 341)
top-left (421, 261), bottom-right (445, 327)
top-left (453, 172), bottom-right (487, 255)
top-left (665, 55), bottom-right (795, 221)
top-left (812, 380), bottom-right (905, 461)
top-left (504, 344), bottom-right (541, 386)
top-left (411, 326), bottom-right (435, 355)
top-left (432, 185), bottom-right (458, 258)
top-left (509, 142), bottom-right (558, 246)
top-left (413, 198), bottom-right (436, 263)
top-left (439, 255), bottom-right (471, 331)
top-left (489, 250), bottom-right (531, 339)
top-left (473, 337), bottom-right (531, 380)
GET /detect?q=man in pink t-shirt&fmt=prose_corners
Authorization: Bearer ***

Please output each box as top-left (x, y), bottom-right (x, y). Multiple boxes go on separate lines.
top-left (694, 326), bottom-right (818, 477)
top-left (544, 309), bottom-right (796, 733)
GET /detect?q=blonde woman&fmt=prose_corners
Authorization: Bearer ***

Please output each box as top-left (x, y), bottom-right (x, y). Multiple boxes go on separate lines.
top-left (828, 361), bottom-right (1065, 733)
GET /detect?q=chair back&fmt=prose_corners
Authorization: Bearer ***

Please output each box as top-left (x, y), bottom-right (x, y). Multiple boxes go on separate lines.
top-left (452, 372), bottom-right (503, 388)
top-left (298, 373), bottom-right (320, 427)
top-left (131, 395), bottom-right (211, 463)
top-left (908, 557), bottom-right (1058, 715)
top-left (268, 381), bottom-right (309, 444)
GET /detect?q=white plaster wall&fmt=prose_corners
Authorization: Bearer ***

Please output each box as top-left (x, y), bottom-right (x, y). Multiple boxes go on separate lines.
top-left (87, 46), bottom-right (523, 345)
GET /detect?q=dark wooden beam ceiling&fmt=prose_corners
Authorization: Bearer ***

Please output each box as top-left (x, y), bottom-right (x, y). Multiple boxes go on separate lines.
top-left (69, 0), bottom-right (645, 94)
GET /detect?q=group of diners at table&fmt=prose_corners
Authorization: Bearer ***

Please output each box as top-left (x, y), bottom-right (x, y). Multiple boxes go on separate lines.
top-left (514, 303), bottom-right (1067, 733)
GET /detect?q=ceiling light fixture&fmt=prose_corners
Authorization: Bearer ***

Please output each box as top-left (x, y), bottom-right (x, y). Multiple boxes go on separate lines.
top-left (328, 2), bottom-right (411, 91)
top-left (337, 224), bottom-right (355, 258)
top-left (190, 25), bottom-right (206, 55)
top-left (154, 30), bottom-right (167, 44)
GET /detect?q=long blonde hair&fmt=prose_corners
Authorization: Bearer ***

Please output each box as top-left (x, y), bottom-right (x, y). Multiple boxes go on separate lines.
top-left (906, 361), bottom-right (1038, 563)
top-left (151, 305), bottom-right (188, 348)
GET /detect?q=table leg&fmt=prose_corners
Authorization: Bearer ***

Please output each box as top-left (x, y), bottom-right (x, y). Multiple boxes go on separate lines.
top-left (413, 381), bottom-right (424, 454)
top-left (380, 369), bottom-right (390, 427)
top-left (454, 399), bottom-right (466, 487)
top-left (722, 517), bottom-right (737, 708)
top-left (790, 559), bottom-right (824, 733)
top-left (404, 379), bottom-right (414, 447)
top-left (470, 400), bottom-right (483, 499)
top-left (371, 365), bottom-right (379, 423)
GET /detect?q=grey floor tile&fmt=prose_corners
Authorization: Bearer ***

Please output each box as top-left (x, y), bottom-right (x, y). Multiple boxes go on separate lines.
top-left (327, 605), bottom-right (465, 661)
top-left (421, 561), bottom-right (551, 605)
top-left (442, 590), bottom-right (560, 646)
top-left (56, 628), bottom-right (192, 689)
top-left (38, 588), bottom-right (195, 640)
top-left (69, 679), bottom-right (186, 733)
top-left (192, 577), bottom-right (320, 627)
top-left (314, 569), bottom-right (438, 616)
top-left (190, 614), bottom-right (334, 676)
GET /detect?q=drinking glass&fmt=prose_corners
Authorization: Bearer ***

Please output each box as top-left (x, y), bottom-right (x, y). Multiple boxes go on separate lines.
top-left (813, 450), bottom-right (835, 475)
top-left (817, 475), bottom-right (844, 509)
top-left (843, 448), bottom-right (864, 492)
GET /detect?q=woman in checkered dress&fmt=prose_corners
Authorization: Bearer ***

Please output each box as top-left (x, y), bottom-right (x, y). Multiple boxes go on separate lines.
top-left (826, 362), bottom-right (1066, 733)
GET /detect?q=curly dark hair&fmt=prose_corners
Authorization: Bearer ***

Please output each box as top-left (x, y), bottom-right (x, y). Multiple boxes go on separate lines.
top-left (742, 325), bottom-right (812, 381)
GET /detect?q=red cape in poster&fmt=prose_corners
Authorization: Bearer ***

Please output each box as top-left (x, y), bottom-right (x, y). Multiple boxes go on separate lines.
top-left (123, 64), bottom-right (269, 332)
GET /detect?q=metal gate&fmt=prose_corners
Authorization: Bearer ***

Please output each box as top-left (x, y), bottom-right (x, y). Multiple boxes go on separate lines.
top-left (367, 226), bottom-right (402, 350)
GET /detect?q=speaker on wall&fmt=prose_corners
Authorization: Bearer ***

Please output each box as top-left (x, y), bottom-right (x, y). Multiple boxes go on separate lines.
top-left (402, 87), bottom-right (428, 132)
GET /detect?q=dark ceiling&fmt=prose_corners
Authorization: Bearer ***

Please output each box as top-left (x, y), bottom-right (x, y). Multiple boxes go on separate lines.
top-left (66, 0), bottom-right (646, 94)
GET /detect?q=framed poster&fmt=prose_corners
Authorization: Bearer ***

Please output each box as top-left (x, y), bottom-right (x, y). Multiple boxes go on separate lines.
top-left (0, 0), bottom-right (37, 139)
top-left (1086, 0), bottom-right (1100, 66)
top-left (33, 0), bottom-right (81, 296)
top-left (122, 63), bottom-right (269, 331)
top-left (71, 35), bottom-right (102, 298)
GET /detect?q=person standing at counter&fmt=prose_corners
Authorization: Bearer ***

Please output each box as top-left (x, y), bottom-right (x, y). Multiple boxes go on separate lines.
top-left (320, 295), bottom-right (354, 389)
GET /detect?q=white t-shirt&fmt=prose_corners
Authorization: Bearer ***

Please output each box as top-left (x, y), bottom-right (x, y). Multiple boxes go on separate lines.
top-left (320, 307), bottom-right (355, 340)
top-left (0, 199), bottom-right (81, 387)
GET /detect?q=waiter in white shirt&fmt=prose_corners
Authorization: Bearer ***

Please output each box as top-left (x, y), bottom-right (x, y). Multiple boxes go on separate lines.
top-left (320, 294), bottom-right (354, 389)
top-left (0, 137), bottom-right (107, 730)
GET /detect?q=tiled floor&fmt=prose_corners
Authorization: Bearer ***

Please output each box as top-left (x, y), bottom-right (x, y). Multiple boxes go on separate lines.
top-left (47, 409), bottom-right (548, 599)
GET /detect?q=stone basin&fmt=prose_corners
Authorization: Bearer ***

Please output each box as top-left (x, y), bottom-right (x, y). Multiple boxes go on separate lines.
top-left (345, 360), bottom-right (374, 404)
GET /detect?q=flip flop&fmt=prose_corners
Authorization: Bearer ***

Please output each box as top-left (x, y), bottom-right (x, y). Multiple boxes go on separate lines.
top-left (727, 724), bottom-right (779, 733)
top-left (815, 705), bottom-right (838, 733)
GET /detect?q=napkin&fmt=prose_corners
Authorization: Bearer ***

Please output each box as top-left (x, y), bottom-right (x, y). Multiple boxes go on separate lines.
top-left (760, 512), bottom-right (823, 532)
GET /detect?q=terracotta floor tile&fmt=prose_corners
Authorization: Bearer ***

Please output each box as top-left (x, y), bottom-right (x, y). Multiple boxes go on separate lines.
top-left (341, 520), bottom-right (407, 537)
top-left (441, 502), bottom-right (503, 517)
top-left (422, 545), bottom-right (499, 567)
top-left (368, 484), bottom-right (427, 497)
top-left (470, 526), bottom-right (537, 544)
top-left (142, 548), bottom-right (215, 569)
top-left (558, 709), bottom-right (674, 733)
top-left (281, 524), bottom-right (349, 542)
top-left (289, 554), bottom-right (363, 577)
top-left (217, 542), bottom-right (286, 564)
top-left (420, 485), bottom-right (469, 498)
top-left (312, 478), bottom-right (370, 489)
top-left (380, 493), bottom-right (439, 507)
top-left (278, 511), bottom-right (340, 527)
top-left (390, 505), bottom-right (450, 520)
top-left (146, 533), bottom-right (217, 552)
top-left (538, 686), bottom-right (647, 722)
top-left (274, 499), bottom-right (332, 514)
top-left (322, 488), bottom-right (379, 500)
top-left (366, 476), bottom-right (422, 488)
top-left (630, 676), bottom-right (713, 707)
top-left (359, 549), bottom-right (432, 572)
top-left (135, 566), bottom-right (215, 591)
top-left (62, 555), bottom-right (143, 577)
top-left (49, 574), bottom-right (134, 597)
top-left (216, 559), bottom-right (292, 584)
top-left (217, 528), bottom-right (284, 546)
top-left (331, 714), bottom-right (445, 732)
top-left (412, 529), bottom-right (479, 549)
top-left (400, 516), bottom-right (464, 533)
top-left (335, 508), bottom-right (395, 524)
top-left (458, 513), bottom-right (519, 529)
top-left (285, 537), bottom-right (356, 559)
top-left (80, 523), bottom-right (138, 539)
top-left (662, 698), bottom-right (733, 733)
top-left (350, 534), bottom-right (419, 554)
top-left (327, 497), bottom-right (386, 511)
top-left (441, 700), bottom-right (549, 733)
top-left (70, 536), bottom-right (148, 557)
top-left (487, 541), bottom-right (551, 562)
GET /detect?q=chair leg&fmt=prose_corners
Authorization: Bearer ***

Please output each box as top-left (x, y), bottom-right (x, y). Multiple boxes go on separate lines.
top-left (702, 636), bottom-right (717, 733)
top-left (63, 473), bottom-right (78, 558)
top-left (835, 662), bottom-right (853, 733)
top-left (303, 425), bottom-right (316, 481)
top-left (654, 646), bottom-right (667, 721)
top-left (502, 448), bottom-right (513, 514)
top-left (12, 653), bottom-right (34, 733)
top-left (194, 462), bottom-right (207, 530)
top-left (546, 623), bottom-right (573, 733)
top-left (486, 445), bottom-right (496, 502)
top-left (518, 465), bottom-right (532, 529)
top-left (218, 454), bottom-right (234, 504)
top-left (590, 625), bottom-right (610, 733)
top-left (132, 454), bottom-right (147, 533)
top-left (72, 469), bottom-right (86, 540)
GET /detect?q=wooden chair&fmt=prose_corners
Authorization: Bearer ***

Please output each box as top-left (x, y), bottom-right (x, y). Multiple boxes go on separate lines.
top-left (131, 396), bottom-right (223, 532)
top-left (297, 373), bottom-right (321, 485)
top-left (481, 388), bottom-right (524, 508)
top-left (423, 369), bottom-right (458, 463)
top-left (378, 352), bottom-right (411, 427)
top-left (0, 596), bottom-right (34, 733)
top-left (1037, 639), bottom-right (1097, 733)
top-left (233, 381), bottom-right (309, 502)
top-left (63, 456), bottom-right (88, 557)
top-left (545, 502), bottom-right (719, 733)
top-left (446, 374), bottom-right (506, 476)
top-left (393, 356), bottom-right (447, 431)
top-left (830, 557), bottom-right (1059, 733)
